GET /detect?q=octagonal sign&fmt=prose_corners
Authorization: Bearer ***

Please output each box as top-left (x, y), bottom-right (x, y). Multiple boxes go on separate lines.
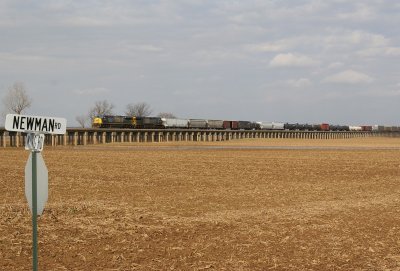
top-left (25, 152), bottom-right (48, 215)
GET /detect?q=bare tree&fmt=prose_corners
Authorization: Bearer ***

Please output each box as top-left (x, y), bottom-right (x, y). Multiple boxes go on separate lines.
top-left (88, 100), bottom-right (114, 120)
top-left (125, 102), bottom-right (152, 117)
top-left (76, 115), bottom-right (88, 128)
top-left (157, 112), bottom-right (176, 119)
top-left (2, 82), bottom-right (32, 114)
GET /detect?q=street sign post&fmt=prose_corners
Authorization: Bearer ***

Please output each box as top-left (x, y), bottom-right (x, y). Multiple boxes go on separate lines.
top-left (5, 114), bottom-right (66, 271)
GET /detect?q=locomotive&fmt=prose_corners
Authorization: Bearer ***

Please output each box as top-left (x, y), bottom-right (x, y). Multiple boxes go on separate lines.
top-left (92, 115), bottom-right (398, 132)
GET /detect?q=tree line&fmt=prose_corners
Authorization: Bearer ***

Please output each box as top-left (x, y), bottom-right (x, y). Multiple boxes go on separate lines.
top-left (1, 82), bottom-right (176, 128)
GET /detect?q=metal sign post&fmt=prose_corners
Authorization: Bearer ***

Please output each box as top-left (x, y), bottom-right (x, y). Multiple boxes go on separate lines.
top-left (5, 114), bottom-right (66, 271)
top-left (25, 136), bottom-right (47, 271)
top-left (32, 149), bottom-right (38, 271)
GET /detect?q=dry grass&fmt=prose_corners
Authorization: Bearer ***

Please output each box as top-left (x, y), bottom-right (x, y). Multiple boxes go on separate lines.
top-left (1, 137), bottom-right (400, 270)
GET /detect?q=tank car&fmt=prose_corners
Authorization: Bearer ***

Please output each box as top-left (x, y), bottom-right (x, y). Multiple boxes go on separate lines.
top-left (284, 123), bottom-right (298, 130)
top-left (238, 121), bottom-right (253, 130)
top-left (349, 126), bottom-right (362, 131)
top-left (285, 123), bottom-right (315, 130)
top-left (330, 125), bottom-right (350, 131)
top-left (208, 120), bottom-right (224, 129)
top-left (302, 124), bottom-right (313, 131)
top-left (258, 122), bottom-right (285, 130)
top-left (188, 119), bottom-right (208, 129)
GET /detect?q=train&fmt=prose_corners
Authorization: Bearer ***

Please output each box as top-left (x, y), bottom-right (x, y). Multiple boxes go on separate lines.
top-left (92, 115), bottom-right (400, 132)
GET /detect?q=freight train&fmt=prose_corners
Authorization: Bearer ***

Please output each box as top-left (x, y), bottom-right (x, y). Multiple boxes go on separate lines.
top-left (92, 115), bottom-right (399, 132)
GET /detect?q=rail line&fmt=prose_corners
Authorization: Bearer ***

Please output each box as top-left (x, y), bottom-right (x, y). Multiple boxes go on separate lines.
top-left (0, 127), bottom-right (399, 148)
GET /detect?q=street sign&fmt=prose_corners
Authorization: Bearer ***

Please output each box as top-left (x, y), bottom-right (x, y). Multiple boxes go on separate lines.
top-left (8, 113), bottom-right (67, 271)
top-left (5, 114), bottom-right (66, 134)
top-left (25, 152), bottom-right (48, 215)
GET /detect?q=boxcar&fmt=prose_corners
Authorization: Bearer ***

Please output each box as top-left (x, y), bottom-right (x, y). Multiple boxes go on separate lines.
top-left (223, 121), bottom-right (230, 130)
top-left (361, 126), bottom-right (372, 131)
top-left (320, 123), bottom-right (330, 131)
top-left (223, 121), bottom-right (239, 130)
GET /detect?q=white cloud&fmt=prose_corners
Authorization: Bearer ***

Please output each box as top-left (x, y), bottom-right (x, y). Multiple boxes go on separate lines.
top-left (324, 30), bottom-right (389, 49)
top-left (323, 70), bottom-right (373, 84)
top-left (288, 78), bottom-right (312, 88)
top-left (245, 40), bottom-right (291, 52)
top-left (270, 53), bottom-right (318, 67)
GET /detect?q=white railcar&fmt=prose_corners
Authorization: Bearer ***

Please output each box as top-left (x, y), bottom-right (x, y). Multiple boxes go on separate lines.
top-left (257, 122), bottom-right (285, 130)
top-left (161, 118), bottom-right (189, 128)
top-left (349, 126), bottom-right (362, 131)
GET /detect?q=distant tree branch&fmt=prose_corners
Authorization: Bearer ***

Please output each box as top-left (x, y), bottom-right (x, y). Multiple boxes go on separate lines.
top-left (125, 102), bottom-right (152, 117)
top-left (88, 100), bottom-right (114, 120)
top-left (157, 112), bottom-right (176, 119)
top-left (2, 82), bottom-right (32, 114)
top-left (76, 115), bottom-right (89, 128)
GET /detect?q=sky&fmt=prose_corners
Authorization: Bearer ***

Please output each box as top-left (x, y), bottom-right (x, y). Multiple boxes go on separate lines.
top-left (0, 0), bottom-right (399, 127)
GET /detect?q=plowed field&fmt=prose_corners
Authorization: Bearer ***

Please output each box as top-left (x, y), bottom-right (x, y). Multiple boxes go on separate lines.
top-left (1, 137), bottom-right (400, 270)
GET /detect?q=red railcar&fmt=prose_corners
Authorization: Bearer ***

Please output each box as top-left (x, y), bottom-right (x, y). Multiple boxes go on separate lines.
top-left (361, 126), bottom-right (373, 131)
top-left (223, 121), bottom-right (239, 130)
top-left (223, 121), bottom-right (230, 129)
top-left (320, 123), bottom-right (330, 131)
top-left (231, 121), bottom-right (238, 129)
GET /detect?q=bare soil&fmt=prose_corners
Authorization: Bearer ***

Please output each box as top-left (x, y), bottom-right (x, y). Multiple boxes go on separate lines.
top-left (1, 137), bottom-right (400, 270)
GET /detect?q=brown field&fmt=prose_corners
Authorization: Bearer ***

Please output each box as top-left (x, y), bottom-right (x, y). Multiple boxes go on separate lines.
top-left (1, 137), bottom-right (400, 270)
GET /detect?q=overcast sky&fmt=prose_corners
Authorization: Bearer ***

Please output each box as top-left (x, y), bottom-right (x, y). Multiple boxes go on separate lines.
top-left (0, 0), bottom-right (399, 126)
